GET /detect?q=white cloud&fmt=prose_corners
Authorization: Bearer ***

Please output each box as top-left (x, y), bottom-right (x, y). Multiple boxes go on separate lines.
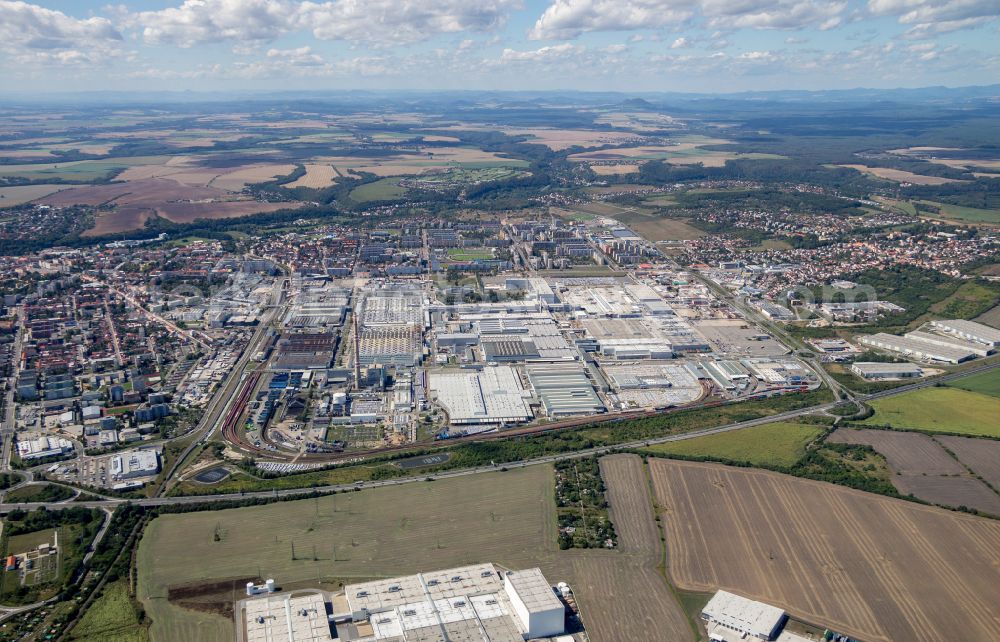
top-left (530, 0), bottom-right (848, 39)
top-left (300, 0), bottom-right (521, 45)
top-left (530, 0), bottom-right (695, 40)
top-left (500, 43), bottom-right (581, 62)
top-left (867, 0), bottom-right (998, 37)
top-left (699, 0), bottom-right (847, 31)
top-left (131, 0), bottom-right (292, 47)
top-left (671, 36), bottom-right (690, 48)
top-left (0, 0), bottom-right (123, 65)
top-left (129, 0), bottom-right (521, 47)
top-left (602, 43), bottom-right (627, 53)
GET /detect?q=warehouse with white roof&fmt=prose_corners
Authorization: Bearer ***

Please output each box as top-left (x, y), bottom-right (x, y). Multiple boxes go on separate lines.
top-left (701, 590), bottom-right (786, 642)
top-left (342, 563), bottom-right (564, 642)
top-left (428, 366), bottom-right (533, 425)
top-left (929, 319), bottom-right (1000, 348)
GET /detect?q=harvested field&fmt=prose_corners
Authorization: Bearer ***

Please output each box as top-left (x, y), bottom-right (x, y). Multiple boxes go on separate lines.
top-left (420, 135), bottom-right (460, 143)
top-left (209, 164), bottom-right (296, 191)
top-left (41, 178), bottom-right (222, 208)
top-left (0, 183), bottom-right (71, 206)
top-left (837, 165), bottom-right (965, 185)
top-left (613, 214), bottom-right (706, 241)
top-left (600, 454), bottom-right (660, 553)
top-left (894, 475), bottom-right (1000, 515)
top-left (594, 454), bottom-right (692, 641)
top-left (285, 163), bottom-right (339, 188)
top-left (827, 429), bottom-right (965, 475)
top-left (973, 304), bottom-right (1000, 329)
top-left (570, 144), bottom-right (705, 161)
top-left (154, 200), bottom-right (294, 224)
top-left (935, 435), bottom-right (1000, 489)
top-left (650, 459), bottom-right (1000, 642)
top-left (590, 163), bottom-right (641, 175)
top-left (37, 176), bottom-right (296, 234)
top-left (84, 210), bottom-right (153, 236)
top-left (433, 126), bottom-right (642, 151)
top-left (568, 555), bottom-right (689, 642)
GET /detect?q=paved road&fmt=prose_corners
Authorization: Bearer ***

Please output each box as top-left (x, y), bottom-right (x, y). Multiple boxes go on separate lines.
top-left (4, 359), bottom-right (995, 513)
top-left (155, 296), bottom-right (283, 497)
top-left (1, 312), bottom-right (24, 473)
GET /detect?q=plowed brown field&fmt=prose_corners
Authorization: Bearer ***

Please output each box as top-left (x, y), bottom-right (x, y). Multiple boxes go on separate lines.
top-left (649, 459), bottom-right (1000, 642)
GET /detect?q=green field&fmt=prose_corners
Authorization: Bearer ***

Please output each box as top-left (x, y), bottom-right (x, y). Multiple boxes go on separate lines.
top-left (69, 580), bottom-right (149, 642)
top-left (5, 483), bottom-right (75, 503)
top-left (642, 422), bottom-right (824, 467)
top-left (917, 200), bottom-right (1000, 224)
top-left (349, 177), bottom-right (406, 202)
top-left (139, 466), bottom-right (560, 642)
top-left (446, 248), bottom-right (494, 261)
top-left (947, 369), bottom-right (1000, 398)
top-left (928, 280), bottom-right (1000, 319)
top-left (861, 386), bottom-right (1000, 436)
top-left (0, 156), bottom-right (166, 182)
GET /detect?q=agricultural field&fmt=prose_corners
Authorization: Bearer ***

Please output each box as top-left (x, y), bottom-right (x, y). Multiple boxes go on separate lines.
top-left (916, 200), bottom-right (1000, 224)
top-left (139, 462), bottom-right (699, 642)
top-left (827, 429), bottom-right (965, 475)
top-left (348, 177), bottom-right (406, 203)
top-left (610, 211), bottom-right (706, 241)
top-left (893, 475), bottom-right (1000, 515)
top-left (836, 165), bottom-right (965, 185)
top-left (570, 142), bottom-right (782, 167)
top-left (974, 304), bottom-right (1000, 329)
top-left (827, 428), bottom-right (1000, 514)
top-left (946, 368), bottom-right (1000, 397)
top-left (589, 163), bottom-right (640, 175)
top-left (284, 163), bottom-right (339, 188)
top-left (0, 156), bottom-right (168, 182)
top-left (935, 435), bottom-right (1000, 489)
top-left (588, 454), bottom-right (693, 642)
top-left (642, 421), bottom-right (824, 467)
top-left (68, 580), bottom-right (149, 642)
top-left (436, 125), bottom-right (644, 151)
top-left (649, 458), bottom-right (1000, 642)
top-left (0, 184), bottom-right (71, 206)
top-left (860, 386), bottom-right (1000, 436)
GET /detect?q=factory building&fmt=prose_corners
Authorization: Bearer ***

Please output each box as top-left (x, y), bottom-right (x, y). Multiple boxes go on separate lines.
top-left (851, 362), bottom-right (924, 380)
top-left (859, 333), bottom-right (976, 364)
top-left (110, 449), bottom-right (160, 481)
top-left (928, 319), bottom-right (1000, 349)
top-left (597, 338), bottom-right (673, 360)
top-left (429, 366), bottom-right (533, 425)
top-left (16, 435), bottom-right (73, 461)
top-left (244, 591), bottom-right (332, 642)
top-left (358, 326), bottom-right (424, 367)
top-left (903, 330), bottom-right (992, 358)
top-left (525, 364), bottom-right (605, 416)
top-left (332, 563), bottom-right (565, 642)
top-left (701, 590), bottom-right (786, 642)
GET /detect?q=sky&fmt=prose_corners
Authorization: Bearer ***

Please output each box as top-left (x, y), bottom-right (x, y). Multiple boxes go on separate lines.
top-left (1, 0), bottom-right (998, 94)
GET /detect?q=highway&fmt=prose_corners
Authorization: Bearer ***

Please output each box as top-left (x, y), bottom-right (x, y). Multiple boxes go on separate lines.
top-left (5, 358), bottom-right (995, 513)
